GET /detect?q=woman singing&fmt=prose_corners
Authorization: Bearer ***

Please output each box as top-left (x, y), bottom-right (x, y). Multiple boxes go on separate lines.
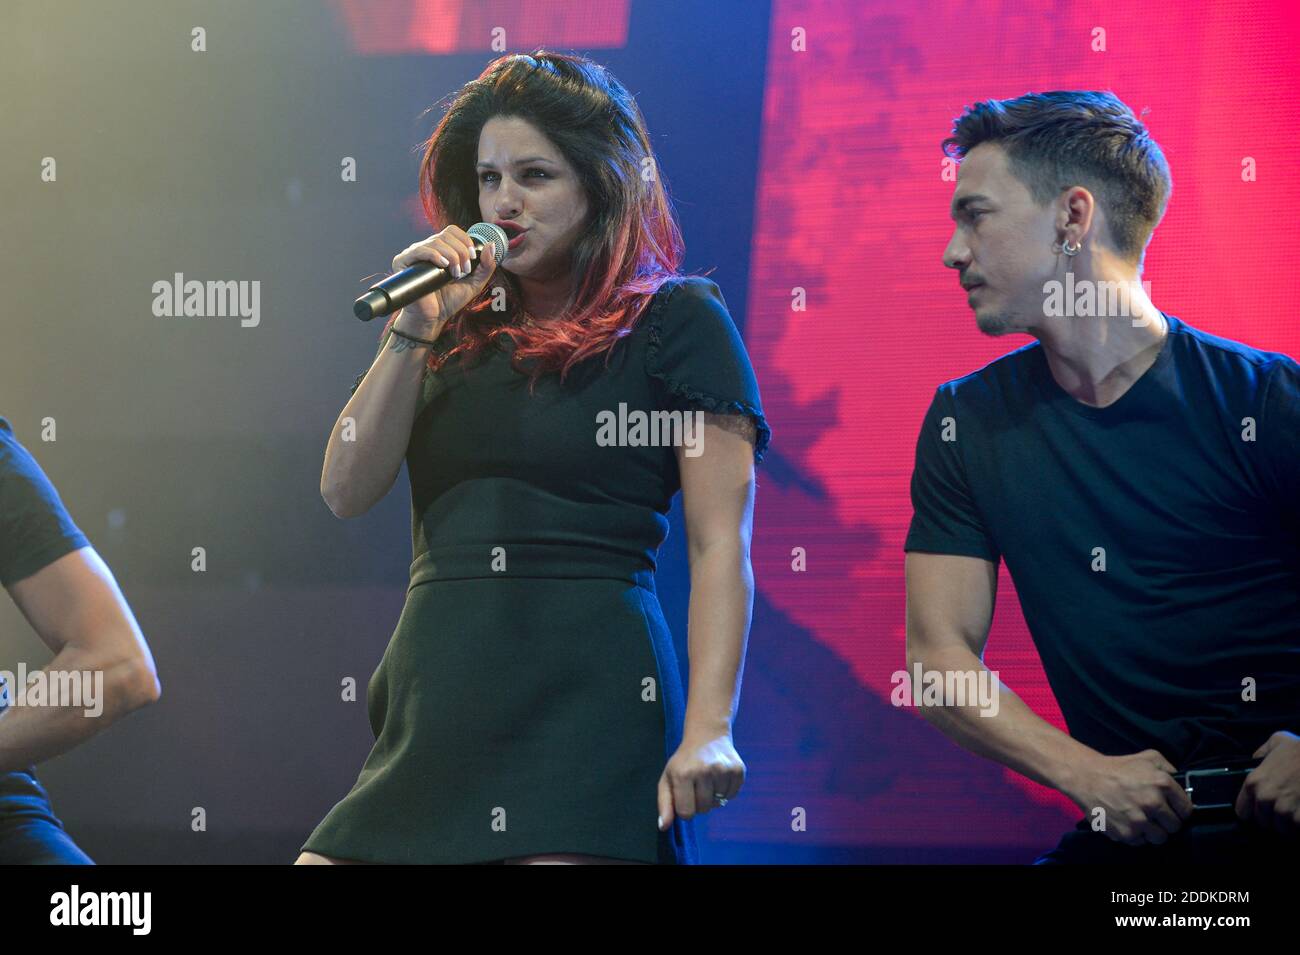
top-left (298, 50), bottom-right (770, 865)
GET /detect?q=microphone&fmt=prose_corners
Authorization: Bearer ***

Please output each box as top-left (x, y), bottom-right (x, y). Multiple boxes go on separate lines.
top-left (353, 221), bottom-right (510, 321)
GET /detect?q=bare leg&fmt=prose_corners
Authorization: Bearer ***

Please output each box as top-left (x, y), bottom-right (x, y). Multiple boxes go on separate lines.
top-left (294, 851), bottom-right (370, 864)
top-left (504, 853), bottom-right (646, 865)
top-left (294, 850), bottom-right (643, 864)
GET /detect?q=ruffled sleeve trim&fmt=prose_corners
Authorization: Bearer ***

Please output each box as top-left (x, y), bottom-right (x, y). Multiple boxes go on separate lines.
top-left (644, 278), bottom-right (772, 465)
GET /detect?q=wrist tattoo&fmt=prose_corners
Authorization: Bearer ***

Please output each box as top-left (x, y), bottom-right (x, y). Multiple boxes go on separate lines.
top-left (388, 328), bottom-right (433, 351)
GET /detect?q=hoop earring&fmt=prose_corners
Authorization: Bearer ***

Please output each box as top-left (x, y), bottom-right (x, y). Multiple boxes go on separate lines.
top-left (1053, 237), bottom-right (1081, 257)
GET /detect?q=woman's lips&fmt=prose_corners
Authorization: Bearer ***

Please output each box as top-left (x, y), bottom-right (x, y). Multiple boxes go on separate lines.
top-left (508, 230), bottom-right (528, 250)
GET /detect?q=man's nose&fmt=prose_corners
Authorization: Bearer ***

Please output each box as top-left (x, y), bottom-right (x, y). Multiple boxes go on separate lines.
top-left (942, 231), bottom-right (969, 271)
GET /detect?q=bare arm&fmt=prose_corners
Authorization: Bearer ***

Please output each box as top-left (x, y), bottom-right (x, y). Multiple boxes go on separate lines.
top-left (904, 552), bottom-right (1193, 842)
top-left (320, 323), bottom-right (432, 519)
top-left (904, 551), bottom-right (1099, 798)
top-left (322, 229), bottom-right (498, 519)
top-left (677, 413), bottom-right (757, 736)
top-left (656, 413), bottom-right (755, 829)
top-left (0, 546), bottom-right (160, 773)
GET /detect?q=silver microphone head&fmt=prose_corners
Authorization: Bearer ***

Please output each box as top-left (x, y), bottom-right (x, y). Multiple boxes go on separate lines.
top-left (470, 222), bottom-right (510, 264)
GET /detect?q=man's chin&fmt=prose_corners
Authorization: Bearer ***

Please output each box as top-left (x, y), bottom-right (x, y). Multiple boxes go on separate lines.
top-left (974, 308), bottom-right (1025, 337)
top-left (974, 314), bottom-right (1011, 337)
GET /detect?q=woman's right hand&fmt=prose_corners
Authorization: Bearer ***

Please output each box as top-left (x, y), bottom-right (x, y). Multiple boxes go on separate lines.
top-left (389, 225), bottom-right (499, 339)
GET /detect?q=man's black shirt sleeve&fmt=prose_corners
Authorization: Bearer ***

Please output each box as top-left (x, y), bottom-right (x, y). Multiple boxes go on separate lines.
top-left (904, 386), bottom-right (1001, 563)
top-left (0, 418), bottom-right (90, 588)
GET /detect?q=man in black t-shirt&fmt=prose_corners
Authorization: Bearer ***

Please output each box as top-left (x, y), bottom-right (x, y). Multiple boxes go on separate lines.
top-left (905, 91), bottom-right (1300, 863)
top-left (0, 416), bottom-right (161, 863)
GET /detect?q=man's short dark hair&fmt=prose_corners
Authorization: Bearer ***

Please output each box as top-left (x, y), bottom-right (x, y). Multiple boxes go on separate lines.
top-left (942, 90), bottom-right (1172, 264)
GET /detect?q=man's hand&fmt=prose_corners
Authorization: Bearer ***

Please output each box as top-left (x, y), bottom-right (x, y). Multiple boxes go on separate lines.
top-left (1068, 749), bottom-right (1194, 845)
top-left (1235, 731), bottom-right (1300, 833)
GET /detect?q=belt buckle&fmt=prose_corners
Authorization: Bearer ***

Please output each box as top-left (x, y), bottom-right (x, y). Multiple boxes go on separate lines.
top-left (1182, 766), bottom-right (1239, 811)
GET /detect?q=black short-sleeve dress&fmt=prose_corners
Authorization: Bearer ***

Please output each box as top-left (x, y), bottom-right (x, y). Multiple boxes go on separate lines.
top-left (302, 275), bottom-right (770, 864)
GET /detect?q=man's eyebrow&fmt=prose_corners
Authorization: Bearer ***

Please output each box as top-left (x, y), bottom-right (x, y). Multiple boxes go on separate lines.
top-left (950, 193), bottom-right (992, 218)
top-left (475, 157), bottom-right (558, 168)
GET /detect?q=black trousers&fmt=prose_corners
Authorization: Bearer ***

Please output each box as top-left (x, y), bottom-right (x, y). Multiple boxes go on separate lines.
top-left (0, 769), bottom-right (93, 864)
top-left (1034, 811), bottom-right (1297, 864)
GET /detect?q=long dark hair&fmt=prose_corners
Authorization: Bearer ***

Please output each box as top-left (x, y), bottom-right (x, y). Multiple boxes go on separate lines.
top-left (379, 50), bottom-right (693, 392)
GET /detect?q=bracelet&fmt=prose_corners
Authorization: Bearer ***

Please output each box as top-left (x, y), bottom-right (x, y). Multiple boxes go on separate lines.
top-left (388, 324), bottom-right (439, 347)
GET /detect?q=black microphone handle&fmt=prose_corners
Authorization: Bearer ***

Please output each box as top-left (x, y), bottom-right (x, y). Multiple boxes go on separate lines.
top-left (353, 234), bottom-right (489, 322)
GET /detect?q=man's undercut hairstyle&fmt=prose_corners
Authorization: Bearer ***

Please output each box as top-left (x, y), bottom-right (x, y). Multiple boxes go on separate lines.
top-left (942, 90), bottom-right (1172, 265)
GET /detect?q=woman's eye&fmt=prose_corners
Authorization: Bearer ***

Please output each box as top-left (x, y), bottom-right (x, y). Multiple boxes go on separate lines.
top-left (479, 169), bottom-right (548, 183)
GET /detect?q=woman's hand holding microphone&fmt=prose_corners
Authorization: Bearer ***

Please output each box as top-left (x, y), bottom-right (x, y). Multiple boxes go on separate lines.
top-left (389, 225), bottom-right (499, 342)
